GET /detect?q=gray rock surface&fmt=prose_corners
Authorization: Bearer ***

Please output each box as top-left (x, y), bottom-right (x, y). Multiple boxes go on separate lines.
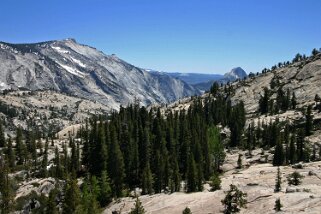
top-left (0, 39), bottom-right (200, 110)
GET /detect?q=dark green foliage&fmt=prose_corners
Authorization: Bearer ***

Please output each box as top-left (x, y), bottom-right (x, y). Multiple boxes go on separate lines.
top-left (186, 153), bottom-right (198, 192)
top-left (182, 207), bottom-right (192, 214)
top-left (0, 100), bottom-right (18, 117)
top-left (237, 154), bottom-right (242, 169)
top-left (15, 127), bottom-right (27, 165)
top-left (99, 170), bottom-right (112, 206)
top-left (208, 126), bottom-right (225, 173)
top-left (27, 131), bottom-right (37, 170)
top-left (287, 171), bottom-right (304, 186)
top-left (6, 137), bottom-right (16, 169)
top-left (89, 119), bottom-right (108, 176)
top-left (273, 138), bottom-right (284, 166)
top-left (142, 162), bottom-right (153, 195)
top-left (47, 187), bottom-right (59, 214)
top-left (274, 198), bottom-right (282, 212)
top-left (210, 82), bottom-right (220, 96)
top-left (312, 48), bottom-right (319, 56)
top-left (275, 88), bottom-right (289, 112)
top-left (210, 173), bottom-right (221, 191)
top-left (296, 129), bottom-right (306, 162)
top-left (291, 92), bottom-right (297, 109)
top-left (259, 88), bottom-right (270, 114)
top-left (293, 53), bottom-right (303, 63)
top-left (79, 94), bottom-right (245, 195)
top-left (221, 184), bottom-right (247, 214)
top-left (0, 158), bottom-right (15, 213)
top-left (82, 179), bottom-right (100, 214)
top-left (229, 101), bottom-right (246, 147)
top-left (0, 121), bottom-right (5, 147)
top-left (274, 167), bottom-right (281, 192)
top-left (41, 140), bottom-right (49, 177)
top-left (305, 105), bottom-right (313, 136)
top-left (108, 124), bottom-right (125, 197)
top-left (63, 178), bottom-right (83, 214)
top-left (54, 146), bottom-right (63, 179)
top-left (129, 197), bottom-right (145, 214)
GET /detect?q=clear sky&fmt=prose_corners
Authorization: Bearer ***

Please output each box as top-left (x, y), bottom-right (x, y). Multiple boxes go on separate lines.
top-left (1, 0), bottom-right (321, 74)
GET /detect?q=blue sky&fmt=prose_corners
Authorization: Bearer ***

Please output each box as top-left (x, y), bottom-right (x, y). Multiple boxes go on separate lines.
top-left (1, 0), bottom-right (321, 74)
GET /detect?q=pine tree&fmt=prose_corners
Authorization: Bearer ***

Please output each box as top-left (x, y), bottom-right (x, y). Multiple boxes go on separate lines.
top-left (6, 137), bottom-right (16, 169)
top-left (63, 178), bottom-right (83, 214)
top-left (208, 126), bottom-right (225, 173)
top-left (274, 198), bottom-right (282, 212)
top-left (210, 82), bottom-right (220, 96)
top-left (221, 184), bottom-right (247, 214)
top-left (291, 92), bottom-right (297, 109)
top-left (153, 150), bottom-right (164, 193)
top-left (70, 138), bottom-right (79, 174)
top-left (142, 162), bottom-right (154, 195)
top-left (82, 122), bottom-right (90, 168)
top-left (28, 131), bottom-right (37, 170)
top-left (305, 105), bottom-right (313, 136)
top-left (47, 187), bottom-right (59, 214)
top-left (259, 88), bottom-right (270, 114)
top-left (237, 154), bottom-right (242, 169)
top-left (15, 127), bottom-right (26, 165)
top-left (99, 170), bottom-right (112, 206)
top-left (62, 142), bottom-right (69, 177)
top-left (288, 134), bottom-right (297, 164)
top-left (287, 171), bottom-right (304, 186)
top-left (129, 197), bottom-right (145, 214)
top-left (41, 140), bottom-right (49, 177)
top-left (0, 158), bottom-right (14, 213)
top-left (82, 179), bottom-right (100, 214)
top-left (108, 124), bottom-right (125, 197)
top-left (90, 175), bottom-right (101, 203)
top-left (89, 120), bottom-right (108, 176)
top-left (186, 153), bottom-right (197, 192)
top-left (296, 129), bottom-right (305, 162)
top-left (274, 167), bottom-right (281, 192)
top-left (54, 146), bottom-right (62, 179)
top-left (0, 121), bottom-right (5, 147)
top-left (273, 139), bottom-right (284, 166)
top-left (169, 155), bottom-right (181, 193)
top-left (182, 207), bottom-right (192, 214)
top-left (210, 173), bottom-right (221, 191)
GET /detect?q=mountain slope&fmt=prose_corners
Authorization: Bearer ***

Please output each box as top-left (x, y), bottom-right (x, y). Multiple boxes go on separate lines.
top-left (0, 39), bottom-right (200, 110)
top-left (230, 55), bottom-right (321, 115)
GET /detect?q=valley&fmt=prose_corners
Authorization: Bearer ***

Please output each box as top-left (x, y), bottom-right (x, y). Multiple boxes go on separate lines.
top-left (0, 41), bottom-right (321, 214)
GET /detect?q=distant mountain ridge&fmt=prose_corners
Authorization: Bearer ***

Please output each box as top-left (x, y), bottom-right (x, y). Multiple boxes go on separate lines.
top-left (0, 39), bottom-right (200, 110)
top-left (164, 72), bottom-right (224, 85)
top-left (158, 67), bottom-right (247, 91)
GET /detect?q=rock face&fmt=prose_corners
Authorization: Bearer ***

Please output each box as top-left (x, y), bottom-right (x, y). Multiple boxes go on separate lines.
top-left (0, 39), bottom-right (200, 110)
top-left (0, 90), bottom-right (110, 136)
top-left (224, 67), bottom-right (247, 81)
top-left (192, 67), bottom-right (247, 91)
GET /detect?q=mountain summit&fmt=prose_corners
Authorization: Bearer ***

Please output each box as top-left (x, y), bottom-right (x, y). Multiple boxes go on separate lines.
top-left (0, 39), bottom-right (200, 110)
top-left (224, 67), bottom-right (247, 81)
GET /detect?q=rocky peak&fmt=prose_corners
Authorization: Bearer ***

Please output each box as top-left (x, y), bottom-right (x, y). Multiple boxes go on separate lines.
top-left (0, 39), bottom-right (200, 110)
top-left (224, 67), bottom-right (247, 80)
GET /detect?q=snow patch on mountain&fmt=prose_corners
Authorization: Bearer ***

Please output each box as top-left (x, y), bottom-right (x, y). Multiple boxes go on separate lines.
top-left (0, 39), bottom-right (200, 110)
top-left (70, 56), bottom-right (86, 68)
top-left (51, 46), bottom-right (70, 54)
top-left (54, 61), bottom-right (85, 78)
